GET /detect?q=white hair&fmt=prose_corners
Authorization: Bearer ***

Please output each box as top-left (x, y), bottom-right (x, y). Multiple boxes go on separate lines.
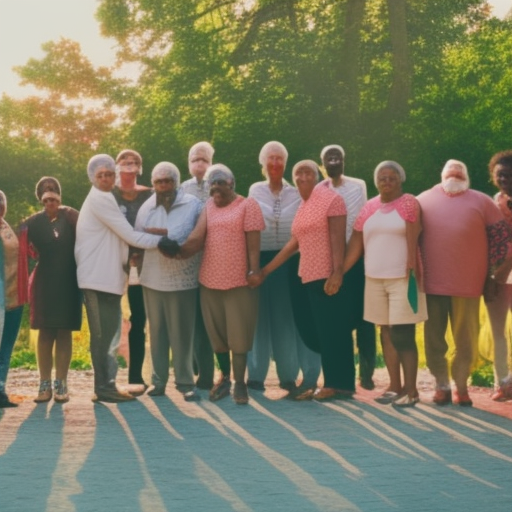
top-left (373, 160), bottom-right (406, 187)
top-left (151, 162), bottom-right (181, 186)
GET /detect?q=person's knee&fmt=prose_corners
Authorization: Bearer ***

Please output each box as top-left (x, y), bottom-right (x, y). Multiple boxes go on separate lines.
top-left (390, 324), bottom-right (416, 351)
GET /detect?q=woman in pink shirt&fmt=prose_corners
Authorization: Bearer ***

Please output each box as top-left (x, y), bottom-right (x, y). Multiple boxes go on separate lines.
top-left (251, 160), bottom-right (355, 401)
top-left (177, 164), bottom-right (265, 405)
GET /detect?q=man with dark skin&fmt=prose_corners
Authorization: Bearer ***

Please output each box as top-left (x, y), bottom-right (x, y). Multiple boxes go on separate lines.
top-left (319, 145), bottom-right (377, 390)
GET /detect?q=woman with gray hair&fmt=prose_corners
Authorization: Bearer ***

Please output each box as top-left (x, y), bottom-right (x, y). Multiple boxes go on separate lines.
top-left (247, 141), bottom-right (320, 396)
top-left (135, 162), bottom-right (203, 400)
top-left (175, 164), bottom-right (265, 404)
top-left (75, 154), bottom-right (164, 403)
top-left (344, 161), bottom-right (427, 407)
top-left (250, 160), bottom-right (353, 401)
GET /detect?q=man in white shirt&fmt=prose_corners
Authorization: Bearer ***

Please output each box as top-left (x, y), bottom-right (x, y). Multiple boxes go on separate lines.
top-left (319, 145), bottom-right (376, 390)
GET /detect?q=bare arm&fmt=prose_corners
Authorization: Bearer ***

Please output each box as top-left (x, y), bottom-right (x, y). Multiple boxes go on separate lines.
top-left (246, 230), bottom-right (261, 273)
top-left (343, 230), bottom-right (364, 274)
top-left (324, 215), bottom-right (346, 296)
top-left (179, 209), bottom-right (207, 258)
top-left (405, 201), bottom-right (422, 272)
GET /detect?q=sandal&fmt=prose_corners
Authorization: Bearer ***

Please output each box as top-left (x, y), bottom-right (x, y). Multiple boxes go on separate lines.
top-left (392, 394), bottom-right (419, 408)
top-left (374, 391), bottom-right (398, 404)
top-left (54, 379), bottom-right (70, 403)
top-left (34, 380), bottom-right (52, 403)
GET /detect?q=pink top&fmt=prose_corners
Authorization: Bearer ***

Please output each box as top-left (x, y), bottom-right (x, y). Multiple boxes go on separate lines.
top-left (417, 185), bottom-right (504, 297)
top-left (199, 196), bottom-right (265, 290)
top-left (292, 183), bottom-right (346, 283)
top-left (354, 194), bottom-right (419, 279)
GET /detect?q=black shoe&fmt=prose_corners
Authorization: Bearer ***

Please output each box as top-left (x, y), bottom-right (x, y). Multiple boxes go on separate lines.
top-left (247, 380), bottom-right (265, 391)
top-left (0, 391), bottom-right (18, 408)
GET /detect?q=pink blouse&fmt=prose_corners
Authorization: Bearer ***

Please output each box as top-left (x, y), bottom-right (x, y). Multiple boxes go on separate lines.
top-left (292, 184), bottom-right (346, 283)
top-left (199, 196), bottom-right (265, 290)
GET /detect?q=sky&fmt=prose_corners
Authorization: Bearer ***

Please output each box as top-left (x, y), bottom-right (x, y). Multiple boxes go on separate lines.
top-left (0, 0), bottom-right (511, 99)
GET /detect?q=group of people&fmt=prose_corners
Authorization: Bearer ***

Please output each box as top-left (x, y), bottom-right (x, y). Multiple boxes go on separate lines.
top-left (1, 141), bottom-right (512, 409)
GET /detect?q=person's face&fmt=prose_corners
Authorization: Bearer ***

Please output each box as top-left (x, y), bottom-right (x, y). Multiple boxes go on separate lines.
top-left (322, 149), bottom-right (343, 178)
top-left (118, 157), bottom-right (140, 188)
top-left (153, 176), bottom-right (176, 195)
top-left (189, 157), bottom-right (210, 181)
top-left (442, 163), bottom-right (467, 183)
top-left (43, 196), bottom-right (61, 216)
top-left (493, 164), bottom-right (512, 196)
top-left (209, 177), bottom-right (233, 207)
top-left (265, 152), bottom-right (286, 182)
top-left (376, 168), bottom-right (401, 196)
top-left (294, 166), bottom-right (317, 198)
top-left (94, 167), bottom-right (116, 192)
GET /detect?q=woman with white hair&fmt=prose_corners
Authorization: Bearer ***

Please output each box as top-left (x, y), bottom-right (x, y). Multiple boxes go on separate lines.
top-left (135, 162), bottom-right (203, 400)
top-left (344, 161), bottom-right (427, 407)
top-left (18, 177), bottom-right (81, 403)
top-left (176, 164), bottom-right (265, 405)
top-left (75, 154), bottom-right (164, 403)
top-left (0, 191), bottom-right (26, 408)
top-left (250, 160), bottom-right (353, 401)
top-left (247, 141), bottom-right (320, 396)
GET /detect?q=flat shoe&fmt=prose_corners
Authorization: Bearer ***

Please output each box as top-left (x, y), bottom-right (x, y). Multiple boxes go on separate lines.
top-left (392, 394), bottom-right (419, 408)
top-left (453, 390), bottom-right (472, 407)
top-left (313, 387), bottom-right (353, 401)
top-left (92, 389), bottom-right (136, 403)
top-left (0, 391), bottom-right (18, 408)
top-left (126, 384), bottom-right (148, 397)
top-left (34, 380), bottom-right (53, 403)
top-left (233, 382), bottom-right (249, 405)
top-left (209, 376), bottom-right (231, 402)
top-left (183, 389), bottom-right (201, 402)
top-left (147, 385), bottom-right (166, 397)
top-left (292, 387), bottom-right (315, 401)
top-left (374, 391), bottom-right (398, 404)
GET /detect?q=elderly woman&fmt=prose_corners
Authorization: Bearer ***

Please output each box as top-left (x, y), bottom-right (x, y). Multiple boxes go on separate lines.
top-left (18, 177), bottom-right (81, 403)
top-left (251, 160), bottom-right (354, 401)
top-left (0, 191), bottom-right (26, 408)
top-left (175, 164), bottom-right (265, 404)
top-left (344, 161), bottom-right (427, 407)
top-left (135, 162), bottom-right (203, 400)
top-left (181, 141), bottom-right (216, 389)
top-left (485, 150), bottom-right (512, 401)
top-left (112, 149), bottom-right (153, 390)
top-left (247, 142), bottom-right (320, 395)
top-left (75, 154), bottom-right (164, 403)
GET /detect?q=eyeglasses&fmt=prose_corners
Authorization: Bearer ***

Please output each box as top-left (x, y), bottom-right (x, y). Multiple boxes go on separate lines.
top-left (153, 178), bottom-right (173, 185)
top-left (96, 171), bottom-right (115, 179)
top-left (43, 198), bottom-right (58, 204)
top-left (120, 161), bottom-right (140, 168)
top-left (209, 179), bottom-right (229, 187)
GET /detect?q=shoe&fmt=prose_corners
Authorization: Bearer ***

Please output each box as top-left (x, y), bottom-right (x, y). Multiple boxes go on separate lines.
top-left (491, 380), bottom-right (512, 402)
top-left (280, 381), bottom-right (297, 393)
top-left (453, 390), bottom-right (472, 407)
top-left (374, 391), bottom-right (398, 404)
top-left (34, 380), bottom-right (52, 403)
top-left (183, 389), bottom-right (201, 402)
top-left (360, 378), bottom-right (375, 391)
top-left (209, 376), bottom-right (231, 402)
top-left (92, 388), bottom-right (137, 403)
top-left (53, 379), bottom-right (69, 404)
top-left (292, 387), bottom-right (315, 401)
top-left (313, 387), bottom-right (354, 401)
top-left (392, 394), bottom-right (419, 408)
top-left (147, 385), bottom-right (166, 397)
top-left (126, 383), bottom-right (148, 397)
top-left (433, 388), bottom-right (452, 406)
top-left (0, 391), bottom-right (18, 408)
top-left (233, 382), bottom-right (249, 405)
top-left (247, 380), bottom-right (265, 391)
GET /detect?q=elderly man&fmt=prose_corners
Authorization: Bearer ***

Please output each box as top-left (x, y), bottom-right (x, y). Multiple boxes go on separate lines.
top-left (180, 142), bottom-right (215, 389)
top-left (417, 159), bottom-right (509, 406)
top-left (318, 144), bottom-right (376, 390)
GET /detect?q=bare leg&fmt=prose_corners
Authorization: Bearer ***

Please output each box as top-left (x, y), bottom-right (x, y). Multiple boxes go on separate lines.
top-left (55, 330), bottom-right (72, 381)
top-left (37, 328), bottom-right (56, 381)
top-left (380, 326), bottom-right (402, 393)
top-left (399, 348), bottom-right (418, 398)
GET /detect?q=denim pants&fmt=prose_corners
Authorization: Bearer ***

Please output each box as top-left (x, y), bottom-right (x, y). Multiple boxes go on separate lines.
top-left (0, 306), bottom-right (24, 393)
top-left (83, 289), bottom-right (122, 393)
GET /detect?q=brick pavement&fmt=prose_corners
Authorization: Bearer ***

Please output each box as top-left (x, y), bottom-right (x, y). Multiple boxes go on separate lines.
top-left (1, 368), bottom-right (511, 512)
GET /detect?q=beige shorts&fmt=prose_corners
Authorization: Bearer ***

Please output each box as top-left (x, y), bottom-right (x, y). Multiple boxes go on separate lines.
top-left (364, 276), bottom-right (427, 326)
top-left (200, 285), bottom-right (259, 353)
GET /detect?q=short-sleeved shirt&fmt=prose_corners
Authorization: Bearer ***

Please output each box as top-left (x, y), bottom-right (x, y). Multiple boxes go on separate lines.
top-left (417, 185), bottom-right (504, 297)
top-left (292, 184), bottom-right (346, 284)
top-left (248, 180), bottom-right (301, 251)
top-left (181, 177), bottom-right (210, 203)
top-left (199, 196), bottom-right (265, 290)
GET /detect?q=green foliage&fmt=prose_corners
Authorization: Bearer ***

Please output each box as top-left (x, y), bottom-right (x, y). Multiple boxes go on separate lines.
top-left (10, 350), bottom-right (37, 370)
top-left (470, 363), bottom-right (495, 387)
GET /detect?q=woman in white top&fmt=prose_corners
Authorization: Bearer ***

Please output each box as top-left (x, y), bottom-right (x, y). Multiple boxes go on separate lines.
top-left (344, 161), bottom-right (427, 407)
top-left (247, 141), bottom-right (321, 396)
top-left (75, 154), bottom-right (162, 403)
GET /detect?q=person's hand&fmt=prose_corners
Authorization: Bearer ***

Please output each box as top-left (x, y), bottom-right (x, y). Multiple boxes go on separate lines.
top-left (324, 270), bottom-right (343, 296)
top-left (247, 270), bottom-right (264, 288)
top-left (158, 237), bottom-right (180, 258)
top-left (145, 227), bottom-right (168, 236)
top-left (129, 252), bottom-right (142, 267)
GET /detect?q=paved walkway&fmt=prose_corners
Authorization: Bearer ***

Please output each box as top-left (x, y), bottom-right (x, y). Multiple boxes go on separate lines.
top-left (1, 368), bottom-right (512, 512)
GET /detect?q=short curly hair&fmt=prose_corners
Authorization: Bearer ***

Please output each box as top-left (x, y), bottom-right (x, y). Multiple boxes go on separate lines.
top-left (488, 150), bottom-right (512, 185)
